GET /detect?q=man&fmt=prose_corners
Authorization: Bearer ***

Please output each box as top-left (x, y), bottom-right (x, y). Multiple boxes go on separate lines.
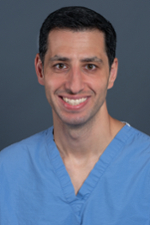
top-left (0, 6), bottom-right (150, 225)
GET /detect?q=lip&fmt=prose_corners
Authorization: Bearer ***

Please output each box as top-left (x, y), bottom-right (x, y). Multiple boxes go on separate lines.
top-left (59, 95), bottom-right (88, 99)
top-left (58, 95), bottom-right (90, 110)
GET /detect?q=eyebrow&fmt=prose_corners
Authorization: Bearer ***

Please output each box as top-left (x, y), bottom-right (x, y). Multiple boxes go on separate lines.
top-left (49, 55), bottom-right (70, 62)
top-left (49, 55), bottom-right (103, 64)
top-left (80, 57), bottom-right (103, 64)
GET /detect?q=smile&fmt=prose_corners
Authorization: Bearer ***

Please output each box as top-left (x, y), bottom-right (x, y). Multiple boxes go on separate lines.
top-left (62, 97), bottom-right (87, 105)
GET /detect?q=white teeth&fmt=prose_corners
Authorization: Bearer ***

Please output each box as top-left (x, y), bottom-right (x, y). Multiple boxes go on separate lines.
top-left (63, 97), bottom-right (87, 105)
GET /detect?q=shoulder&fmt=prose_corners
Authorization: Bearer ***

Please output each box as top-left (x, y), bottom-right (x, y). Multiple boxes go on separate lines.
top-left (0, 127), bottom-right (53, 166)
top-left (127, 125), bottom-right (150, 147)
top-left (120, 124), bottom-right (150, 161)
top-left (0, 127), bottom-right (55, 204)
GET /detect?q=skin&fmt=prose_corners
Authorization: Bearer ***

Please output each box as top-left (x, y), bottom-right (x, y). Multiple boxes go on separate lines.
top-left (35, 29), bottom-right (124, 194)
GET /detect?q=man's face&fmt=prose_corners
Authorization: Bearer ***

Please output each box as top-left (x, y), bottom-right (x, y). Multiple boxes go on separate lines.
top-left (35, 29), bottom-right (118, 127)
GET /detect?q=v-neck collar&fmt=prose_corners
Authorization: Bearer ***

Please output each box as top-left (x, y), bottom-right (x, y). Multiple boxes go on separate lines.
top-left (45, 124), bottom-right (132, 217)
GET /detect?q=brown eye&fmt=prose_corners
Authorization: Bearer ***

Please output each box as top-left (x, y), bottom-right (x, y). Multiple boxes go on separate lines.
top-left (85, 64), bottom-right (96, 70)
top-left (55, 63), bottom-right (66, 69)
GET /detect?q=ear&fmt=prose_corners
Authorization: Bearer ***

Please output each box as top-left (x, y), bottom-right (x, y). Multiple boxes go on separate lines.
top-left (35, 54), bottom-right (45, 85)
top-left (107, 58), bottom-right (118, 89)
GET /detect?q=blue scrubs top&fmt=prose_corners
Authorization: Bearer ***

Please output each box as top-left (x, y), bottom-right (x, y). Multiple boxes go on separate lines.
top-left (0, 124), bottom-right (150, 224)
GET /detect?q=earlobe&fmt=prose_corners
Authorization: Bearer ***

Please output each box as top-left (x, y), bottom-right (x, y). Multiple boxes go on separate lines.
top-left (108, 58), bottom-right (118, 89)
top-left (35, 54), bottom-right (45, 86)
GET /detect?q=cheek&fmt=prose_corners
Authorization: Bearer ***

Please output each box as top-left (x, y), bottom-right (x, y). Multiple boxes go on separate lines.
top-left (89, 78), bottom-right (109, 93)
top-left (44, 77), bottom-right (65, 97)
top-left (44, 76), bottom-right (58, 89)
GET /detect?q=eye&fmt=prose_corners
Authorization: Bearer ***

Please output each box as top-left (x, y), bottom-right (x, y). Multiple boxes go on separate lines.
top-left (85, 64), bottom-right (97, 70)
top-left (54, 63), bottom-right (67, 69)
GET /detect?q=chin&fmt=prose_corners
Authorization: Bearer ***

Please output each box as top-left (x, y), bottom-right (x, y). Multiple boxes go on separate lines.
top-left (56, 112), bottom-right (94, 128)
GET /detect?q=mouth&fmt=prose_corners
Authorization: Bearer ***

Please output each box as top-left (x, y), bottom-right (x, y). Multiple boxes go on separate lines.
top-left (62, 97), bottom-right (87, 106)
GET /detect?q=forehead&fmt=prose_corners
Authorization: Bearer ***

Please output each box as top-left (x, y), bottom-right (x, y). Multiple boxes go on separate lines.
top-left (46, 29), bottom-right (106, 58)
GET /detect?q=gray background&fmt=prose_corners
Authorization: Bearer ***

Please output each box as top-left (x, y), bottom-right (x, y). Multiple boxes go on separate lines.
top-left (1, 0), bottom-right (150, 150)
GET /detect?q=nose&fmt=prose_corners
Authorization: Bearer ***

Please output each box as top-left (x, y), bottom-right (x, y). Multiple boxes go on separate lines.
top-left (65, 67), bottom-right (85, 94)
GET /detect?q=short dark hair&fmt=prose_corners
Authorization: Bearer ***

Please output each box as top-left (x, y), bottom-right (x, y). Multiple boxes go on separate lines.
top-left (39, 6), bottom-right (117, 67)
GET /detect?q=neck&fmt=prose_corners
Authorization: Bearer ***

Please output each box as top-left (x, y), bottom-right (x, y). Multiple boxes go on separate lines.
top-left (53, 102), bottom-right (124, 161)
